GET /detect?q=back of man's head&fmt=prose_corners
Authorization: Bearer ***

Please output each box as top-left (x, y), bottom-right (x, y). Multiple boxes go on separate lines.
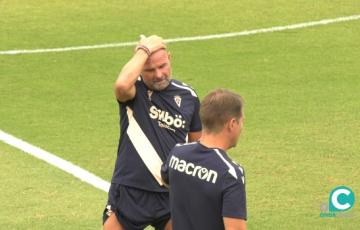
top-left (200, 89), bottom-right (244, 134)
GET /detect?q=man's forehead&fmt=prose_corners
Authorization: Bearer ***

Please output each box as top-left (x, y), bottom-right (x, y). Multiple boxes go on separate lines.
top-left (145, 49), bottom-right (169, 66)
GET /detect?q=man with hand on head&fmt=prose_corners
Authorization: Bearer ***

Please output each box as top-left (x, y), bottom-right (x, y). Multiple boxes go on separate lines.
top-left (162, 89), bottom-right (247, 230)
top-left (103, 35), bottom-right (202, 230)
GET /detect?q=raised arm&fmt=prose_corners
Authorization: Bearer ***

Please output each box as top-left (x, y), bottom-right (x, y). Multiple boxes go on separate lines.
top-left (114, 35), bottom-right (166, 102)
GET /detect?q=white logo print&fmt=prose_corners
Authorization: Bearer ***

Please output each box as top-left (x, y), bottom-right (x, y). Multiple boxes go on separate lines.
top-left (169, 155), bottom-right (218, 184)
top-left (174, 95), bottom-right (182, 107)
top-left (149, 105), bottom-right (186, 132)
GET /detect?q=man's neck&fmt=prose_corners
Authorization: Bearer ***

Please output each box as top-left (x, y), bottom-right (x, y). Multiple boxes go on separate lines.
top-left (199, 131), bottom-right (229, 151)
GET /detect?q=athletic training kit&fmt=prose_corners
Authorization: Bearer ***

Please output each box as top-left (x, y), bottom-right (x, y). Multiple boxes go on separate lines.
top-left (104, 77), bottom-right (201, 230)
top-left (162, 142), bottom-right (246, 230)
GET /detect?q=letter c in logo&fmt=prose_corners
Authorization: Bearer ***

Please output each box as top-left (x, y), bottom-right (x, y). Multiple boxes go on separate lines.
top-left (329, 186), bottom-right (355, 212)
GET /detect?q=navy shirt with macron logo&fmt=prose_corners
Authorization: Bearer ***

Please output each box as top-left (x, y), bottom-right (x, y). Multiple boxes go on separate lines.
top-left (161, 142), bottom-right (247, 230)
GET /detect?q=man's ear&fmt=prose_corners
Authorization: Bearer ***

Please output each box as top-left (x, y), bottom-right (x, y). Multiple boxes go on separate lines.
top-left (228, 118), bottom-right (237, 131)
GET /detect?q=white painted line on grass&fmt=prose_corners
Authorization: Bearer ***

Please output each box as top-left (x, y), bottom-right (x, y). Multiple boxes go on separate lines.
top-left (0, 129), bottom-right (110, 192)
top-left (1, 14), bottom-right (359, 55)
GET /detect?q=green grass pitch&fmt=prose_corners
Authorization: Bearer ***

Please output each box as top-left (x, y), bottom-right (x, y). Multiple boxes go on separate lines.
top-left (1, 0), bottom-right (359, 229)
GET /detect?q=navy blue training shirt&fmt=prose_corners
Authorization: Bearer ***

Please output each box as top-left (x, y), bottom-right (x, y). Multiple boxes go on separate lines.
top-left (161, 142), bottom-right (247, 230)
top-left (111, 77), bottom-right (202, 192)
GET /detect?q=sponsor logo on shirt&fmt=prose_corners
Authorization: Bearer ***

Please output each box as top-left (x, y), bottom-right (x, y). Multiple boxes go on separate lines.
top-left (169, 155), bottom-right (218, 184)
top-left (149, 105), bottom-right (186, 132)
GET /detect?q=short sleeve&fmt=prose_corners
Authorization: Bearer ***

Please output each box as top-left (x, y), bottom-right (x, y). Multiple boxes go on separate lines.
top-left (116, 76), bottom-right (142, 105)
top-left (222, 173), bottom-right (247, 220)
top-left (189, 97), bottom-right (202, 132)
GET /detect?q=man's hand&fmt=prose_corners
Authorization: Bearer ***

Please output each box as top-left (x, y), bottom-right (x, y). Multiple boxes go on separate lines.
top-left (136, 35), bottom-right (166, 55)
top-left (115, 35), bottom-right (166, 102)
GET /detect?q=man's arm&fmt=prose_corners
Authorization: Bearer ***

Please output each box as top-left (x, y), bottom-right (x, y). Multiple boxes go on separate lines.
top-left (114, 35), bottom-right (166, 102)
top-left (114, 50), bottom-right (148, 102)
top-left (223, 217), bottom-right (246, 230)
top-left (161, 148), bottom-right (174, 188)
top-left (222, 172), bottom-right (247, 230)
top-left (187, 95), bottom-right (202, 142)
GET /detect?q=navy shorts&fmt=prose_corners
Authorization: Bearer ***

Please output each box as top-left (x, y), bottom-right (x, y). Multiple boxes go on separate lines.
top-left (103, 183), bottom-right (170, 230)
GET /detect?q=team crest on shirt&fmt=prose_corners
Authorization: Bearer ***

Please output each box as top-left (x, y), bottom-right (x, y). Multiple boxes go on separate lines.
top-left (147, 90), bottom-right (153, 101)
top-left (174, 95), bottom-right (182, 107)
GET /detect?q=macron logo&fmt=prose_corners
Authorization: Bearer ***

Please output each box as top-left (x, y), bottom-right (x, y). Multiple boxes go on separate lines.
top-left (169, 155), bottom-right (218, 184)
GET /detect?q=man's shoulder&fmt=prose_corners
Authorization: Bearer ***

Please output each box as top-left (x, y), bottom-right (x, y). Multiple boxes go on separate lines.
top-left (172, 144), bottom-right (230, 170)
top-left (134, 76), bottom-right (146, 90)
top-left (169, 79), bottom-right (198, 98)
top-left (172, 142), bottom-right (198, 153)
top-left (213, 149), bottom-right (246, 183)
top-left (229, 160), bottom-right (245, 184)
top-left (168, 142), bottom-right (204, 162)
